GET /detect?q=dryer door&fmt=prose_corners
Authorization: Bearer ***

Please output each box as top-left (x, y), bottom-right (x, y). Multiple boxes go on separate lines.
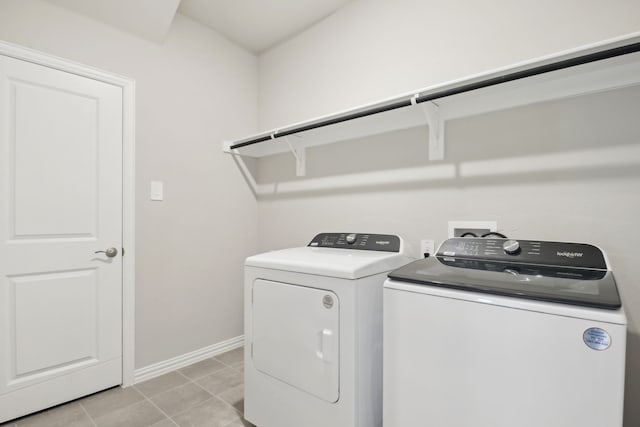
top-left (252, 279), bottom-right (339, 403)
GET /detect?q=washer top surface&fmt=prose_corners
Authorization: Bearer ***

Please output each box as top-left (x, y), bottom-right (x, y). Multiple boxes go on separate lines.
top-left (246, 233), bottom-right (413, 279)
top-left (388, 237), bottom-right (622, 310)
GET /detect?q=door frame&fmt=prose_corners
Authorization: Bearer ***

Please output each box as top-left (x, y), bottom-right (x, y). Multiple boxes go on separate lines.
top-left (0, 40), bottom-right (136, 386)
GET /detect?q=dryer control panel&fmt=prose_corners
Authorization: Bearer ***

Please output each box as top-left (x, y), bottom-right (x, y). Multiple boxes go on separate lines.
top-left (308, 233), bottom-right (401, 252)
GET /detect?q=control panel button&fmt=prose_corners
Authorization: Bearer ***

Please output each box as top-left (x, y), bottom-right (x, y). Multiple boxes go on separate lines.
top-left (503, 240), bottom-right (521, 255)
top-left (346, 233), bottom-right (357, 244)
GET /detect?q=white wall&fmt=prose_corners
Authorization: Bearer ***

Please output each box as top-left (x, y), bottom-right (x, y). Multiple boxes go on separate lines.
top-left (257, 0), bottom-right (640, 425)
top-left (259, 0), bottom-right (640, 129)
top-left (0, 0), bottom-right (259, 368)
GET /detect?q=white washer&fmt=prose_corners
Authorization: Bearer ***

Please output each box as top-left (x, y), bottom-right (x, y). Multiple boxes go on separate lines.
top-left (244, 233), bottom-right (413, 427)
top-left (384, 237), bottom-right (627, 427)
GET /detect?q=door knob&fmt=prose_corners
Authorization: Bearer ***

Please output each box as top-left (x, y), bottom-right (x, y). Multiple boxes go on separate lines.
top-left (95, 247), bottom-right (118, 258)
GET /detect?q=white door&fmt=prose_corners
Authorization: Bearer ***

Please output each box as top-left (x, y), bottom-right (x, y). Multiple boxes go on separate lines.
top-left (252, 279), bottom-right (340, 403)
top-left (0, 55), bottom-right (123, 422)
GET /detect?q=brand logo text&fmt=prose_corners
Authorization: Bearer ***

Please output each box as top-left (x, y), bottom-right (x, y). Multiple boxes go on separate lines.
top-left (557, 251), bottom-right (583, 258)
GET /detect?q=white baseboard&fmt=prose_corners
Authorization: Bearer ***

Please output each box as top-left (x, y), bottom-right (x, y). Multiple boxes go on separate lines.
top-left (133, 335), bottom-right (244, 384)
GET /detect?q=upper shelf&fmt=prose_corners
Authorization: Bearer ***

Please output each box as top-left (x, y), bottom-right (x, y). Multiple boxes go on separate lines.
top-left (224, 34), bottom-right (640, 159)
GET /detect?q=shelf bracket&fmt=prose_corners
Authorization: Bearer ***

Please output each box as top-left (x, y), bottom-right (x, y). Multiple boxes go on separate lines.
top-left (222, 140), bottom-right (233, 153)
top-left (420, 101), bottom-right (445, 161)
top-left (283, 136), bottom-right (306, 177)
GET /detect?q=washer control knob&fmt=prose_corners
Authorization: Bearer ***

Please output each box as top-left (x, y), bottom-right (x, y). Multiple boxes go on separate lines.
top-left (346, 233), bottom-right (357, 244)
top-left (503, 240), bottom-right (521, 255)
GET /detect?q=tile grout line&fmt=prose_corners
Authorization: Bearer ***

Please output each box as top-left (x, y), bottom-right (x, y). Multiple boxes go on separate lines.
top-left (80, 387), bottom-right (148, 424)
top-left (225, 404), bottom-right (250, 427)
top-left (166, 395), bottom-right (219, 420)
top-left (192, 380), bottom-right (216, 400)
top-left (144, 395), bottom-right (180, 427)
top-left (213, 353), bottom-right (244, 368)
top-left (78, 402), bottom-right (99, 427)
top-left (213, 357), bottom-right (234, 369)
top-left (169, 362), bottom-right (247, 423)
top-left (135, 380), bottom-right (195, 401)
top-left (209, 355), bottom-right (247, 424)
top-left (148, 379), bottom-right (215, 422)
top-left (139, 364), bottom-right (232, 423)
top-left (174, 370), bottom-right (192, 381)
top-left (177, 360), bottom-right (228, 382)
top-left (181, 370), bottom-right (225, 382)
top-left (213, 350), bottom-right (243, 364)
top-left (205, 384), bottom-right (248, 424)
top-left (85, 399), bottom-right (154, 426)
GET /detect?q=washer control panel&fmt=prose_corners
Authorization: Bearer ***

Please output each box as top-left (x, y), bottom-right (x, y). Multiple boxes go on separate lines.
top-left (308, 233), bottom-right (401, 252)
top-left (437, 238), bottom-right (606, 269)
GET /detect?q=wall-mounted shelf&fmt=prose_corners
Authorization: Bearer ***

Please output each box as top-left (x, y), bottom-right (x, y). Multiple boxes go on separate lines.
top-left (223, 98), bottom-right (427, 157)
top-left (223, 34), bottom-right (640, 177)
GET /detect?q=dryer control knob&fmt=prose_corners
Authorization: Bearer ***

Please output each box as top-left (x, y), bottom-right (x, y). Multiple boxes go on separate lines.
top-left (503, 240), bottom-right (521, 255)
top-left (346, 233), bottom-right (357, 244)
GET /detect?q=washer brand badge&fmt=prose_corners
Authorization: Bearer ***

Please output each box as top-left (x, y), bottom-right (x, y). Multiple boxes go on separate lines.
top-left (583, 327), bottom-right (611, 351)
top-left (557, 251), bottom-right (583, 259)
top-left (376, 240), bottom-right (390, 246)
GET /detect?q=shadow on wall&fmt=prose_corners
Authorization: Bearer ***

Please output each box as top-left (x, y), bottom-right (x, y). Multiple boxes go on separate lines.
top-left (237, 85), bottom-right (640, 199)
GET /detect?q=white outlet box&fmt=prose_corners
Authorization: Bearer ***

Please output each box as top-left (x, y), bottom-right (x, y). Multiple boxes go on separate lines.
top-left (420, 239), bottom-right (435, 257)
top-left (448, 221), bottom-right (497, 238)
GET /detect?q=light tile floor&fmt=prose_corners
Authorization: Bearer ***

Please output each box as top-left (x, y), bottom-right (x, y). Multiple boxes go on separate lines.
top-left (1, 347), bottom-right (254, 427)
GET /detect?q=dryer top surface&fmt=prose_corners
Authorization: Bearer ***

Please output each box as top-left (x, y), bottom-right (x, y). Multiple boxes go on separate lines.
top-left (246, 246), bottom-right (414, 279)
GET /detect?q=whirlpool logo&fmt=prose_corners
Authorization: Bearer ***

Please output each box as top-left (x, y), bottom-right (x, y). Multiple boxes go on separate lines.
top-left (376, 241), bottom-right (390, 245)
top-left (557, 251), bottom-right (584, 258)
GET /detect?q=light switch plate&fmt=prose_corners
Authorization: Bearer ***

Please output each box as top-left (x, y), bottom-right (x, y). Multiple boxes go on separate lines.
top-left (150, 181), bottom-right (163, 201)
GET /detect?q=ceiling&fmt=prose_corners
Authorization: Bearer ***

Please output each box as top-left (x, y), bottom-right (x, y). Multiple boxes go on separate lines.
top-left (177, 0), bottom-right (352, 53)
top-left (45, 0), bottom-right (181, 44)
top-left (44, 0), bottom-right (352, 53)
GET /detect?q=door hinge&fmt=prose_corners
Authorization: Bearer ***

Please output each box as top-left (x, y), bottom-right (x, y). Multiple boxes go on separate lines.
top-left (122, 247), bottom-right (125, 256)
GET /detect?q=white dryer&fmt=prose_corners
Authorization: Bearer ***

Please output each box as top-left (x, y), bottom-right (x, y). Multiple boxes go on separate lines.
top-left (244, 233), bottom-right (413, 427)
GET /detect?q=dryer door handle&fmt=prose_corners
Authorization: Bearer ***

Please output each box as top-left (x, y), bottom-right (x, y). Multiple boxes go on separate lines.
top-left (316, 328), bottom-right (334, 363)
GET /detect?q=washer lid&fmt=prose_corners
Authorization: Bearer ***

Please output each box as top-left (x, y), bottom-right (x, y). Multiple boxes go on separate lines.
top-left (246, 246), bottom-right (413, 279)
top-left (388, 256), bottom-right (622, 309)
